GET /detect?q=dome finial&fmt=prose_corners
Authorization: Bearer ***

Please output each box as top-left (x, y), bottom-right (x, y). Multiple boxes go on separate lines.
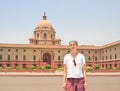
top-left (43, 12), bottom-right (47, 20)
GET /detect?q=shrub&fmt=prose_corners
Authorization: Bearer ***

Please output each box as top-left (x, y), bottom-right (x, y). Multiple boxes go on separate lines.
top-left (100, 68), bottom-right (106, 70)
top-left (86, 66), bottom-right (93, 72)
top-left (112, 67), bottom-right (117, 70)
top-left (45, 64), bottom-right (51, 69)
top-left (15, 66), bottom-right (21, 70)
top-left (56, 67), bottom-right (64, 71)
top-left (0, 67), bottom-right (3, 70)
top-left (30, 65), bottom-right (36, 69)
top-left (94, 64), bottom-right (100, 69)
top-left (39, 66), bottom-right (46, 70)
top-left (6, 67), bottom-right (13, 70)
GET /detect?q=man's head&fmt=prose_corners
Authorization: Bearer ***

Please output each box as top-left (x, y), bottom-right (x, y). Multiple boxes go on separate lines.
top-left (69, 40), bottom-right (78, 46)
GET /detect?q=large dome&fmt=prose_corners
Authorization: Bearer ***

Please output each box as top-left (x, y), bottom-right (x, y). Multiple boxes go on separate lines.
top-left (37, 19), bottom-right (53, 28)
top-left (35, 13), bottom-right (54, 31)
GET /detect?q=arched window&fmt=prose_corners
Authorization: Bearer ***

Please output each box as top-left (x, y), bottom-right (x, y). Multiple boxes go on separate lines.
top-left (0, 55), bottom-right (2, 60)
top-left (88, 56), bottom-right (91, 61)
top-left (44, 33), bottom-right (47, 39)
top-left (23, 55), bottom-right (26, 60)
top-left (102, 56), bottom-right (104, 60)
top-left (106, 64), bottom-right (108, 68)
top-left (8, 55), bottom-right (10, 60)
top-left (106, 56), bottom-right (108, 60)
top-left (88, 51), bottom-right (90, 53)
top-left (58, 56), bottom-right (60, 60)
top-left (15, 55), bottom-right (18, 60)
top-left (115, 54), bottom-right (117, 59)
top-left (110, 55), bottom-right (112, 59)
top-left (37, 33), bottom-right (39, 39)
top-left (33, 55), bottom-right (36, 60)
top-left (102, 64), bottom-right (104, 68)
top-left (51, 34), bottom-right (53, 39)
top-left (95, 56), bottom-right (97, 61)
top-left (110, 64), bottom-right (112, 68)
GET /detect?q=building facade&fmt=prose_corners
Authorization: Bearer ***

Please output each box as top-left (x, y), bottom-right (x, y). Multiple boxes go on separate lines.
top-left (0, 13), bottom-right (120, 69)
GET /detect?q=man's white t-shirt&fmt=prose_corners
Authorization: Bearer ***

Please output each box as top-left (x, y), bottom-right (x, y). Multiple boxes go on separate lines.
top-left (63, 53), bottom-right (85, 78)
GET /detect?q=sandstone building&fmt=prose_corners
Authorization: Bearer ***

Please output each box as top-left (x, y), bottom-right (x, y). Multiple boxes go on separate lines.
top-left (0, 13), bottom-right (120, 69)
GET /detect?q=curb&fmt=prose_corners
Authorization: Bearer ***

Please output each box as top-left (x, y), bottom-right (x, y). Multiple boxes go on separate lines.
top-left (0, 72), bottom-right (120, 77)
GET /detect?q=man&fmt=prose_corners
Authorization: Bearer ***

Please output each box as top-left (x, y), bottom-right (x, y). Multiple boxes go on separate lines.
top-left (63, 41), bottom-right (87, 91)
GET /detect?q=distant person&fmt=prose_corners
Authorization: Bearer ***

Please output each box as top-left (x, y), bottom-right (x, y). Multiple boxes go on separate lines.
top-left (63, 41), bottom-right (87, 91)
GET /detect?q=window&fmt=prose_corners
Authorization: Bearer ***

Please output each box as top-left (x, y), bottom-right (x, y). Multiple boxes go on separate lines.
top-left (114, 64), bottom-right (117, 68)
top-left (37, 33), bottom-right (39, 38)
top-left (0, 64), bottom-right (2, 67)
top-left (7, 64), bottom-right (10, 67)
top-left (115, 54), bottom-right (117, 59)
top-left (95, 51), bottom-right (97, 53)
top-left (16, 49), bottom-right (18, 52)
top-left (102, 56), bottom-right (104, 60)
top-left (15, 64), bottom-right (18, 67)
top-left (88, 56), bottom-right (91, 61)
top-left (58, 56), bottom-right (60, 60)
top-left (109, 49), bottom-right (111, 52)
top-left (110, 55), bottom-right (112, 59)
top-left (51, 34), bottom-right (53, 39)
top-left (110, 64), bottom-right (112, 68)
top-left (0, 49), bottom-right (3, 52)
top-left (8, 55), bottom-right (10, 60)
top-left (88, 51), bottom-right (90, 53)
top-left (106, 50), bottom-right (107, 53)
top-left (8, 49), bottom-right (11, 52)
top-left (67, 51), bottom-right (70, 53)
top-left (22, 64), bottom-right (26, 68)
top-left (58, 64), bottom-right (61, 68)
top-left (81, 51), bottom-right (84, 54)
top-left (0, 55), bottom-right (2, 60)
top-left (102, 64), bottom-right (104, 68)
top-left (106, 56), bottom-right (108, 60)
top-left (106, 64), bottom-right (108, 68)
top-left (95, 56), bottom-right (97, 61)
top-left (33, 50), bottom-right (36, 52)
top-left (44, 33), bottom-right (47, 39)
top-left (33, 55), bottom-right (36, 60)
top-left (58, 50), bottom-right (60, 53)
top-left (15, 55), bottom-right (18, 60)
top-left (23, 55), bottom-right (26, 60)
top-left (23, 50), bottom-right (26, 52)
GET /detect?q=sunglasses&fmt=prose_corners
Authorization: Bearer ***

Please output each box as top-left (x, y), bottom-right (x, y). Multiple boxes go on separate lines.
top-left (73, 59), bottom-right (76, 66)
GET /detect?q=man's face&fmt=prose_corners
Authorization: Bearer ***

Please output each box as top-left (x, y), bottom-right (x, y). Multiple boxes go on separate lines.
top-left (69, 42), bottom-right (77, 50)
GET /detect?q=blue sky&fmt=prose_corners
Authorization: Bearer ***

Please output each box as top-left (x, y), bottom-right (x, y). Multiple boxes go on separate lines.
top-left (0, 0), bottom-right (120, 46)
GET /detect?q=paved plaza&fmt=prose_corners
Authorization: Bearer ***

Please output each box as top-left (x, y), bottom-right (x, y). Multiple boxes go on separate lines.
top-left (0, 73), bottom-right (120, 91)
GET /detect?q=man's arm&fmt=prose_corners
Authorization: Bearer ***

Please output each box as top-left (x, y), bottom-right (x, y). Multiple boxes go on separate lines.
top-left (82, 64), bottom-right (87, 89)
top-left (63, 64), bottom-right (67, 90)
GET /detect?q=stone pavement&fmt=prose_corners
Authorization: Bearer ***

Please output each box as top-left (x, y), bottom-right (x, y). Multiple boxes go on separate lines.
top-left (0, 74), bottom-right (120, 91)
top-left (0, 71), bottom-right (120, 91)
top-left (0, 71), bottom-right (120, 76)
